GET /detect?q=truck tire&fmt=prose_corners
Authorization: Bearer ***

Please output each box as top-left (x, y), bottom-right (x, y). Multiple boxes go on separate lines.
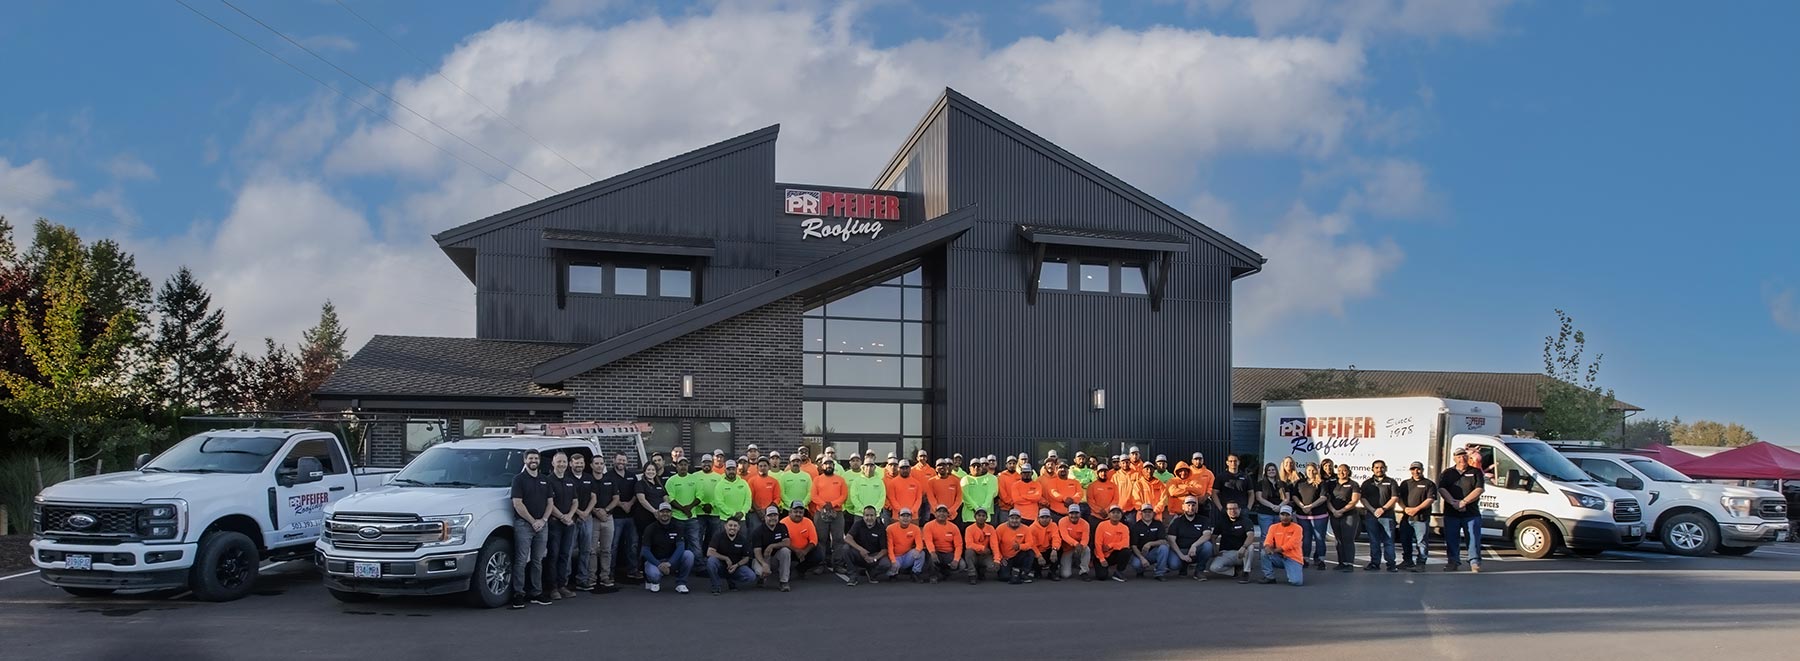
top-left (190, 530), bottom-right (259, 602)
top-left (60, 587), bottom-right (117, 598)
top-left (463, 536), bottom-right (512, 609)
top-left (1715, 545), bottom-right (1757, 556)
top-left (1659, 512), bottom-right (1717, 557)
top-left (1513, 518), bottom-right (1558, 559)
top-left (328, 588), bottom-right (380, 603)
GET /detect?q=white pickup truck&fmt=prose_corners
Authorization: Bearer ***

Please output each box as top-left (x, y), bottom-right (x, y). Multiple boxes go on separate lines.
top-left (31, 428), bottom-right (396, 601)
top-left (1560, 447), bottom-right (1789, 556)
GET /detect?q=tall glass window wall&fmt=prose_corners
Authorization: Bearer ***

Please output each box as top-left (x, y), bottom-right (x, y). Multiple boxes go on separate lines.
top-left (803, 267), bottom-right (929, 459)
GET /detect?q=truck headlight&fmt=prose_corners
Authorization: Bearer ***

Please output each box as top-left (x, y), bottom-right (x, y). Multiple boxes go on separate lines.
top-left (422, 514), bottom-right (473, 547)
top-left (138, 499), bottom-right (188, 541)
top-left (1562, 490), bottom-right (1605, 510)
top-left (1721, 497), bottom-right (1754, 518)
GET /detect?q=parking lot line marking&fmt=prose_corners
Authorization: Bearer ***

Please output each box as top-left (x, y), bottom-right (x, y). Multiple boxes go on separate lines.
top-left (0, 570), bottom-right (40, 581)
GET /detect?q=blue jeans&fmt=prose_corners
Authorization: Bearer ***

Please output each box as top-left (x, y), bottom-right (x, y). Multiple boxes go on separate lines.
top-left (1298, 516), bottom-right (1329, 561)
top-left (643, 549), bottom-right (694, 586)
top-left (572, 519), bottom-right (594, 586)
top-left (1397, 518), bottom-right (1430, 564)
top-left (1261, 551), bottom-right (1304, 585)
top-left (675, 518), bottom-right (704, 559)
top-left (546, 520), bottom-right (575, 589)
top-left (706, 557), bottom-right (755, 590)
top-left (1444, 514), bottom-right (1482, 566)
top-left (1254, 512), bottom-right (1278, 537)
top-left (1365, 516), bottom-right (1396, 566)
top-left (610, 515), bottom-right (640, 576)
top-left (1132, 546), bottom-right (1172, 576)
top-left (1170, 541), bottom-right (1215, 574)
top-left (510, 517), bottom-right (548, 597)
top-left (889, 549), bottom-right (925, 576)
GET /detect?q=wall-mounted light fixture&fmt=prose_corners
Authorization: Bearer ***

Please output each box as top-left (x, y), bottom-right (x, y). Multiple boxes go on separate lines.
top-left (681, 375), bottom-right (695, 399)
top-left (1091, 388), bottom-right (1106, 410)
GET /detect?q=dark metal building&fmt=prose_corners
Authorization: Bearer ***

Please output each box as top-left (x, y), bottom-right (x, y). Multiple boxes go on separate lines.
top-left (318, 89), bottom-right (1265, 467)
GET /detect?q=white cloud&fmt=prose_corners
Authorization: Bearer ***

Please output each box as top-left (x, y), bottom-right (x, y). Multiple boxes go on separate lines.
top-left (1340, 157), bottom-right (1441, 219)
top-left (105, 153), bottom-right (157, 181)
top-left (0, 157), bottom-right (73, 223)
top-left (1200, 0), bottom-right (1514, 39)
top-left (1036, 0), bottom-right (1102, 28)
top-left (1767, 283), bottom-right (1800, 333)
top-left (1234, 203), bottom-right (1402, 331)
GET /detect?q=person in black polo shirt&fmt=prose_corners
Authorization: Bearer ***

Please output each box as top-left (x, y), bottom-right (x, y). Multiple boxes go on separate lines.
top-left (1361, 460), bottom-right (1401, 572)
top-left (841, 505), bottom-right (891, 586)
top-left (544, 452), bottom-right (579, 600)
top-left (704, 517), bottom-right (755, 595)
top-left (1165, 497), bottom-right (1214, 580)
top-left (1325, 464), bottom-right (1362, 572)
top-left (1130, 503), bottom-right (1171, 580)
top-left (639, 503), bottom-right (691, 593)
top-left (1438, 448), bottom-right (1486, 573)
top-left (508, 450), bottom-right (553, 609)
top-left (1207, 501), bottom-right (1258, 583)
top-left (1397, 461), bottom-right (1437, 572)
top-left (599, 453), bottom-right (639, 582)
top-left (569, 454), bottom-right (598, 590)
top-left (590, 458), bottom-right (621, 593)
top-left (752, 505), bottom-right (790, 586)
top-left (1213, 454), bottom-right (1253, 514)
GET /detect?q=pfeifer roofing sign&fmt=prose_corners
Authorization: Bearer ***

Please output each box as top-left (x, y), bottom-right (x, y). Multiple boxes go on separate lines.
top-left (785, 188), bottom-right (900, 241)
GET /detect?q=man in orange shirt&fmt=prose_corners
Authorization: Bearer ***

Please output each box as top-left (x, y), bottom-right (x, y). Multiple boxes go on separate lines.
top-left (995, 509), bottom-right (1036, 584)
top-left (996, 457), bottom-right (1022, 513)
top-left (885, 508), bottom-right (926, 581)
top-left (1028, 509), bottom-right (1059, 581)
top-left (1086, 465), bottom-right (1119, 525)
top-left (1042, 464), bottom-right (1084, 517)
top-left (799, 448), bottom-right (820, 477)
top-left (884, 461), bottom-right (924, 524)
top-left (811, 461), bottom-right (849, 573)
top-left (921, 504), bottom-right (964, 583)
top-left (773, 501), bottom-right (822, 592)
top-left (1143, 469), bottom-right (1169, 518)
top-left (1259, 505), bottom-right (1305, 586)
top-left (1115, 448), bottom-right (1148, 518)
top-left (1165, 465), bottom-right (1198, 516)
top-left (1186, 452), bottom-right (1217, 516)
top-left (925, 460), bottom-right (964, 524)
top-left (747, 458), bottom-right (781, 536)
top-left (962, 508), bottom-right (997, 585)
top-left (1094, 504), bottom-right (1134, 582)
top-left (1006, 466), bottom-right (1046, 518)
top-left (1057, 505), bottom-right (1093, 581)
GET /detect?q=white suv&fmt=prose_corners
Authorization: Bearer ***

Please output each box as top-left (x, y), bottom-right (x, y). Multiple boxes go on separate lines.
top-left (1562, 448), bottom-right (1788, 556)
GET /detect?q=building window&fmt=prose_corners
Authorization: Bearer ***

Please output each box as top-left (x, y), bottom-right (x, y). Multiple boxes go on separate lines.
top-left (1079, 262), bottom-right (1110, 292)
top-left (1120, 262), bottom-right (1148, 295)
top-left (405, 420), bottom-right (449, 458)
top-left (570, 265), bottom-right (604, 294)
top-left (614, 266), bottom-right (648, 296)
top-left (566, 262), bottom-right (696, 299)
top-left (1040, 259), bottom-right (1069, 290)
top-left (692, 420), bottom-right (733, 455)
top-left (803, 265), bottom-right (932, 453)
top-left (660, 268), bottom-right (692, 299)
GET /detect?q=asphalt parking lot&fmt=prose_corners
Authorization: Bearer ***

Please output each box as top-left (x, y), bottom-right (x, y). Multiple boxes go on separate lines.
top-left (4, 543), bottom-right (1799, 660)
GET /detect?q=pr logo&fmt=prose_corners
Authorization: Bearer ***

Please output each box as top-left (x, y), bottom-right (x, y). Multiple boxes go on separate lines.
top-left (1279, 417), bottom-right (1308, 438)
top-left (784, 189), bottom-right (820, 215)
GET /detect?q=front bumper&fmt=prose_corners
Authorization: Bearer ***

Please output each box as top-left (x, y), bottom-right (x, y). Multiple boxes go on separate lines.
top-left (1567, 521), bottom-right (1646, 549)
top-left (1720, 520), bottom-right (1789, 546)
top-left (30, 538), bottom-right (198, 590)
top-left (315, 547), bottom-right (479, 596)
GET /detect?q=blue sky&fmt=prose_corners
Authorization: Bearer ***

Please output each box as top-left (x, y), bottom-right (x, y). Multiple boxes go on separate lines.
top-left (0, 1), bottom-right (1794, 436)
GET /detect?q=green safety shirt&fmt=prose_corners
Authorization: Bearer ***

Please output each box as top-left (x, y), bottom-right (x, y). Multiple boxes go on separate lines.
top-left (710, 477), bottom-right (753, 521)
top-left (1070, 467), bottom-right (1097, 488)
top-left (846, 471), bottom-right (888, 515)
top-left (694, 471), bottom-right (723, 516)
top-left (776, 469), bottom-right (814, 510)
top-left (663, 472), bottom-right (702, 521)
top-left (960, 473), bottom-right (999, 521)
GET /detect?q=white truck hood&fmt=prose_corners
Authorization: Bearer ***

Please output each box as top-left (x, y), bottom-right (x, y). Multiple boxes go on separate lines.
top-left (326, 485), bottom-right (507, 518)
top-left (39, 470), bottom-right (259, 504)
top-left (1662, 482), bottom-right (1783, 500)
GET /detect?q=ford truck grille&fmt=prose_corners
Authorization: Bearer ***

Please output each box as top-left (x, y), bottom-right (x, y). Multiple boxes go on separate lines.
top-left (36, 504), bottom-right (141, 542)
top-left (325, 512), bottom-right (437, 552)
top-left (1612, 499), bottom-right (1642, 523)
top-left (1759, 498), bottom-right (1788, 521)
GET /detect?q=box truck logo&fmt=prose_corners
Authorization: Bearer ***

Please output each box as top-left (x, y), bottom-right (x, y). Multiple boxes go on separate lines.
top-left (1281, 416), bottom-right (1375, 457)
top-left (1464, 416), bottom-right (1488, 431)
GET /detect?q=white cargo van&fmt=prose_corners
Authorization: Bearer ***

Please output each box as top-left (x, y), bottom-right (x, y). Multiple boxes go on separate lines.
top-left (1261, 397), bottom-right (1645, 558)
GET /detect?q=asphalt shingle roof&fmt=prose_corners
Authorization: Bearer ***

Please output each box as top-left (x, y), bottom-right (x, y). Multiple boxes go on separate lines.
top-left (1232, 367), bottom-right (1642, 412)
top-left (317, 335), bottom-right (580, 400)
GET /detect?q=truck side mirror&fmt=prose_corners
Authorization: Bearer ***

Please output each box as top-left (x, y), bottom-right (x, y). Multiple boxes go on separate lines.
top-left (1506, 469), bottom-right (1527, 490)
top-left (135, 453), bottom-right (153, 470)
top-left (1616, 476), bottom-right (1644, 491)
top-left (280, 457), bottom-right (325, 487)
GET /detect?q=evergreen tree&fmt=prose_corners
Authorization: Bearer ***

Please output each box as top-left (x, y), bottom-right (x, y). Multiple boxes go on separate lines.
top-left (230, 339), bottom-right (308, 412)
top-left (144, 267), bottom-right (235, 413)
top-left (297, 301), bottom-right (348, 406)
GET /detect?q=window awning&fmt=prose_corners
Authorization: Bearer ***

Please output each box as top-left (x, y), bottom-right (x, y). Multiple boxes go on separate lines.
top-left (542, 228), bottom-right (716, 257)
top-left (1017, 225), bottom-right (1189, 253)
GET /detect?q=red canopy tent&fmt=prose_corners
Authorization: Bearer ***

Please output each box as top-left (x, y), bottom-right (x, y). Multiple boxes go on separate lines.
top-left (1641, 443), bottom-right (1701, 469)
top-left (1677, 442), bottom-right (1800, 481)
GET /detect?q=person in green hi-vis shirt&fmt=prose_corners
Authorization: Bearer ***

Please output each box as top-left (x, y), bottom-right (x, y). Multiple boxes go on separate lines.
top-left (1070, 452), bottom-right (1097, 488)
top-left (846, 456), bottom-right (887, 520)
top-left (776, 454), bottom-right (815, 511)
top-left (960, 458), bottom-right (999, 523)
top-left (663, 458), bottom-right (705, 555)
top-left (694, 453), bottom-right (724, 539)
top-left (709, 460), bottom-right (753, 525)
top-left (1153, 454), bottom-right (1175, 483)
top-left (951, 453), bottom-right (970, 480)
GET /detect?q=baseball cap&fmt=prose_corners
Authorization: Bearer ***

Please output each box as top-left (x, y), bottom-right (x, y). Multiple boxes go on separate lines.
top-left (935, 504), bottom-right (949, 511)
top-left (1108, 504), bottom-right (1122, 512)
top-left (1046, 450), bottom-right (1059, 457)
top-left (790, 452), bottom-right (803, 460)
top-left (1069, 504), bottom-right (1083, 514)
top-left (953, 453), bottom-right (963, 459)
top-left (1035, 508), bottom-right (1050, 518)
top-left (724, 459), bottom-right (738, 468)
top-left (1139, 503), bottom-right (1155, 511)
top-left (1007, 509), bottom-right (1022, 518)
top-left (765, 506), bottom-right (781, 515)
top-left (789, 500), bottom-right (806, 510)
top-left (974, 506), bottom-right (989, 515)
top-left (887, 452), bottom-right (897, 459)
top-left (713, 449), bottom-right (724, 457)
top-left (1128, 446), bottom-right (1140, 454)
top-left (1155, 454), bottom-right (1167, 462)
top-left (899, 508), bottom-right (914, 516)
top-left (1279, 505), bottom-right (1295, 515)
top-left (1453, 447), bottom-right (1468, 456)
top-left (899, 460), bottom-right (911, 468)
top-left (1184, 496), bottom-right (1200, 504)
top-left (656, 502), bottom-right (672, 511)
top-left (1020, 464), bottom-right (1034, 473)
top-left (746, 444), bottom-right (759, 450)
top-left (1096, 463), bottom-right (1110, 471)
top-left (1409, 461), bottom-right (1425, 470)
top-left (700, 453), bottom-right (713, 461)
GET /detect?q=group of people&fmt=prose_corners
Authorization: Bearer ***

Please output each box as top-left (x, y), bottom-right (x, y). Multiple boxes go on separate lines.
top-left (506, 443), bottom-right (1490, 607)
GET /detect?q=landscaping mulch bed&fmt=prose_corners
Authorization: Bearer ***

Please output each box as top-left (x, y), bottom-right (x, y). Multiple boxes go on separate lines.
top-left (0, 535), bottom-right (34, 574)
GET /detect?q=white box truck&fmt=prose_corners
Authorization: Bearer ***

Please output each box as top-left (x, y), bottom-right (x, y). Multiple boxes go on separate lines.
top-left (1260, 397), bottom-right (1646, 558)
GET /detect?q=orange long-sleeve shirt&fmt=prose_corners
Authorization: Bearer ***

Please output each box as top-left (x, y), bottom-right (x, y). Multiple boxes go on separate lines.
top-left (1027, 521), bottom-right (1058, 554)
top-left (1188, 466), bottom-right (1216, 500)
top-left (811, 473), bottom-right (848, 511)
top-left (911, 467), bottom-right (934, 496)
top-left (964, 523), bottom-right (997, 555)
top-left (922, 520), bottom-right (964, 555)
top-left (1006, 479), bottom-right (1045, 515)
top-left (1057, 517), bottom-right (1090, 551)
top-left (994, 523), bottom-right (1034, 558)
top-left (1265, 521), bottom-right (1304, 558)
top-left (749, 474), bottom-right (781, 512)
top-left (1042, 476), bottom-right (1084, 515)
top-left (784, 515), bottom-right (819, 552)
top-left (1143, 478), bottom-right (1168, 516)
top-left (1095, 520), bottom-right (1133, 557)
top-left (1165, 479), bottom-right (1197, 515)
top-left (1087, 480), bottom-right (1118, 515)
top-left (801, 462), bottom-right (820, 477)
top-left (996, 471), bottom-right (1022, 508)
top-left (886, 522), bottom-right (924, 561)
top-left (884, 474), bottom-right (924, 516)
top-left (925, 475), bottom-right (963, 517)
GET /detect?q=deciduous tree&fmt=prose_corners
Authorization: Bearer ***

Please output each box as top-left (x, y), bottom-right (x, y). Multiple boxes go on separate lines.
top-left (1533, 309), bottom-right (1622, 440)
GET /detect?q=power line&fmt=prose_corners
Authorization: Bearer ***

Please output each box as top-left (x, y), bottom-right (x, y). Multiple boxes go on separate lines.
top-left (333, 0), bottom-right (597, 182)
top-left (170, 0), bottom-right (538, 201)
top-left (216, 0), bottom-right (561, 196)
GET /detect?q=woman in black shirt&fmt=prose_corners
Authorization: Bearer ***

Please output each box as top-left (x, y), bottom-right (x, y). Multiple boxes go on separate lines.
top-left (633, 462), bottom-right (669, 536)
top-left (1291, 463), bottom-right (1330, 569)
top-left (1253, 462), bottom-right (1286, 535)
top-left (1326, 464), bottom-right (1362, 571)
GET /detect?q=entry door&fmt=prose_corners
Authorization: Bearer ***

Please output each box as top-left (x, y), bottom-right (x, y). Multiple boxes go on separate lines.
top-left (824, 438), bottom-right (900, 468)
top-left (269, 438), bottom-right (355, 548)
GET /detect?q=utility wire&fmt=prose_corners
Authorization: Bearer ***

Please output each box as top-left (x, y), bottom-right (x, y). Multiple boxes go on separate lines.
top-left (170, 0), bottom-right (537, 201)
top-left (214, 0), bottom-right (561, 196)
top-left (333, 0), bottom-right (597, 182)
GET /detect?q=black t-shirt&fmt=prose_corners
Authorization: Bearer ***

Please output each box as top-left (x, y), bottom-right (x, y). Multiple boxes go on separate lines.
top-left (1213, 513), bottom-right (1252, 550)
top-left (1129, 518), bottom-right (1166, 549)
top-left (1292, 480), bottom-right (1325, 513)
top-left (1439, 466), bottom-right (1486, 516)
top-left (510, 471), bottom-right (552, 519)
top-left (599, 469), bottom-right (636, 516)
top-left (1326, 479), bottom-right (1360, 513)
top-left (1253, 477), bottom-right (1285, 515)
top-left (633, 479), bottom-right (667, 527)
top-left (549, 471), bottom-right (577, 515)
top-left (847, 518), bottom-right (887, 554)
top-left (1167, 514), bottom-right (1210, 549)
top-left (642, 518), bottom-right (682, 560)
top-left (753, 521), bottom-right (790, 552)
top-left (1361, 476), bottom-right (1399, 516)
top-left (572, 471), bottom-right (597, 512)
top-left (1216, 470), bottom-right (1252, 508)
top-left (1400, 477), bottom-right (1438, 510)
top-left (708, 530), bottom-right (752, 563)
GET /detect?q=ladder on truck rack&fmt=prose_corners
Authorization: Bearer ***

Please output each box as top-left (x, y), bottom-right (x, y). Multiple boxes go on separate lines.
top-left (484, 421), bottom-right (655, 467)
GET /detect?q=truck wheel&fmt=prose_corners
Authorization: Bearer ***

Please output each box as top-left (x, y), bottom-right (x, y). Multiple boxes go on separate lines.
top-left (1513, 519), bottom-right (1558, 559)
top-left (1715, 545), bottom-right (1757, 556)
top-left (1659, 513), bottom-right (1717, 557)
top-left (463, 536), bottom-right (512, 609)
top-left (328, 588), bottom-right (379, 603)
top-left (60, 587), bottom-right (116, 598)
top-left (190, 531), bottom-right (259, 602)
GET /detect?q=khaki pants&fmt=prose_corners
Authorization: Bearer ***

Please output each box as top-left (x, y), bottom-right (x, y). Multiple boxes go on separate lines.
top-left (963, 550), bottom-right (996, 578)
top-left (1058, 545), bottom-right (1092, 578)
top-left (1209, 546), bottom-right (1259, 575)
top-left (589, 515), bottom-right (614, 585)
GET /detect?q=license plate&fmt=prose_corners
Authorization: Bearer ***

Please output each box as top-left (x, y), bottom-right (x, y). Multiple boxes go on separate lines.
top-left (65, 554), bottom-right (92, 571)
top-left (353, 562), bottom-right (382, 578)
top-left (1628, 525), bottom-right (1644, 537)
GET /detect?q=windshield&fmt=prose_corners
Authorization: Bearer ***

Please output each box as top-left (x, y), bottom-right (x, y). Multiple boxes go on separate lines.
top-left (1504, 440), bottom-right (1594, 483)
top-left (1624, 458), bottom-right (1695, 483)
top-left (391, 447), bottom-right (525, 488)
top-left (143, 434), bottom-right (285, 474)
